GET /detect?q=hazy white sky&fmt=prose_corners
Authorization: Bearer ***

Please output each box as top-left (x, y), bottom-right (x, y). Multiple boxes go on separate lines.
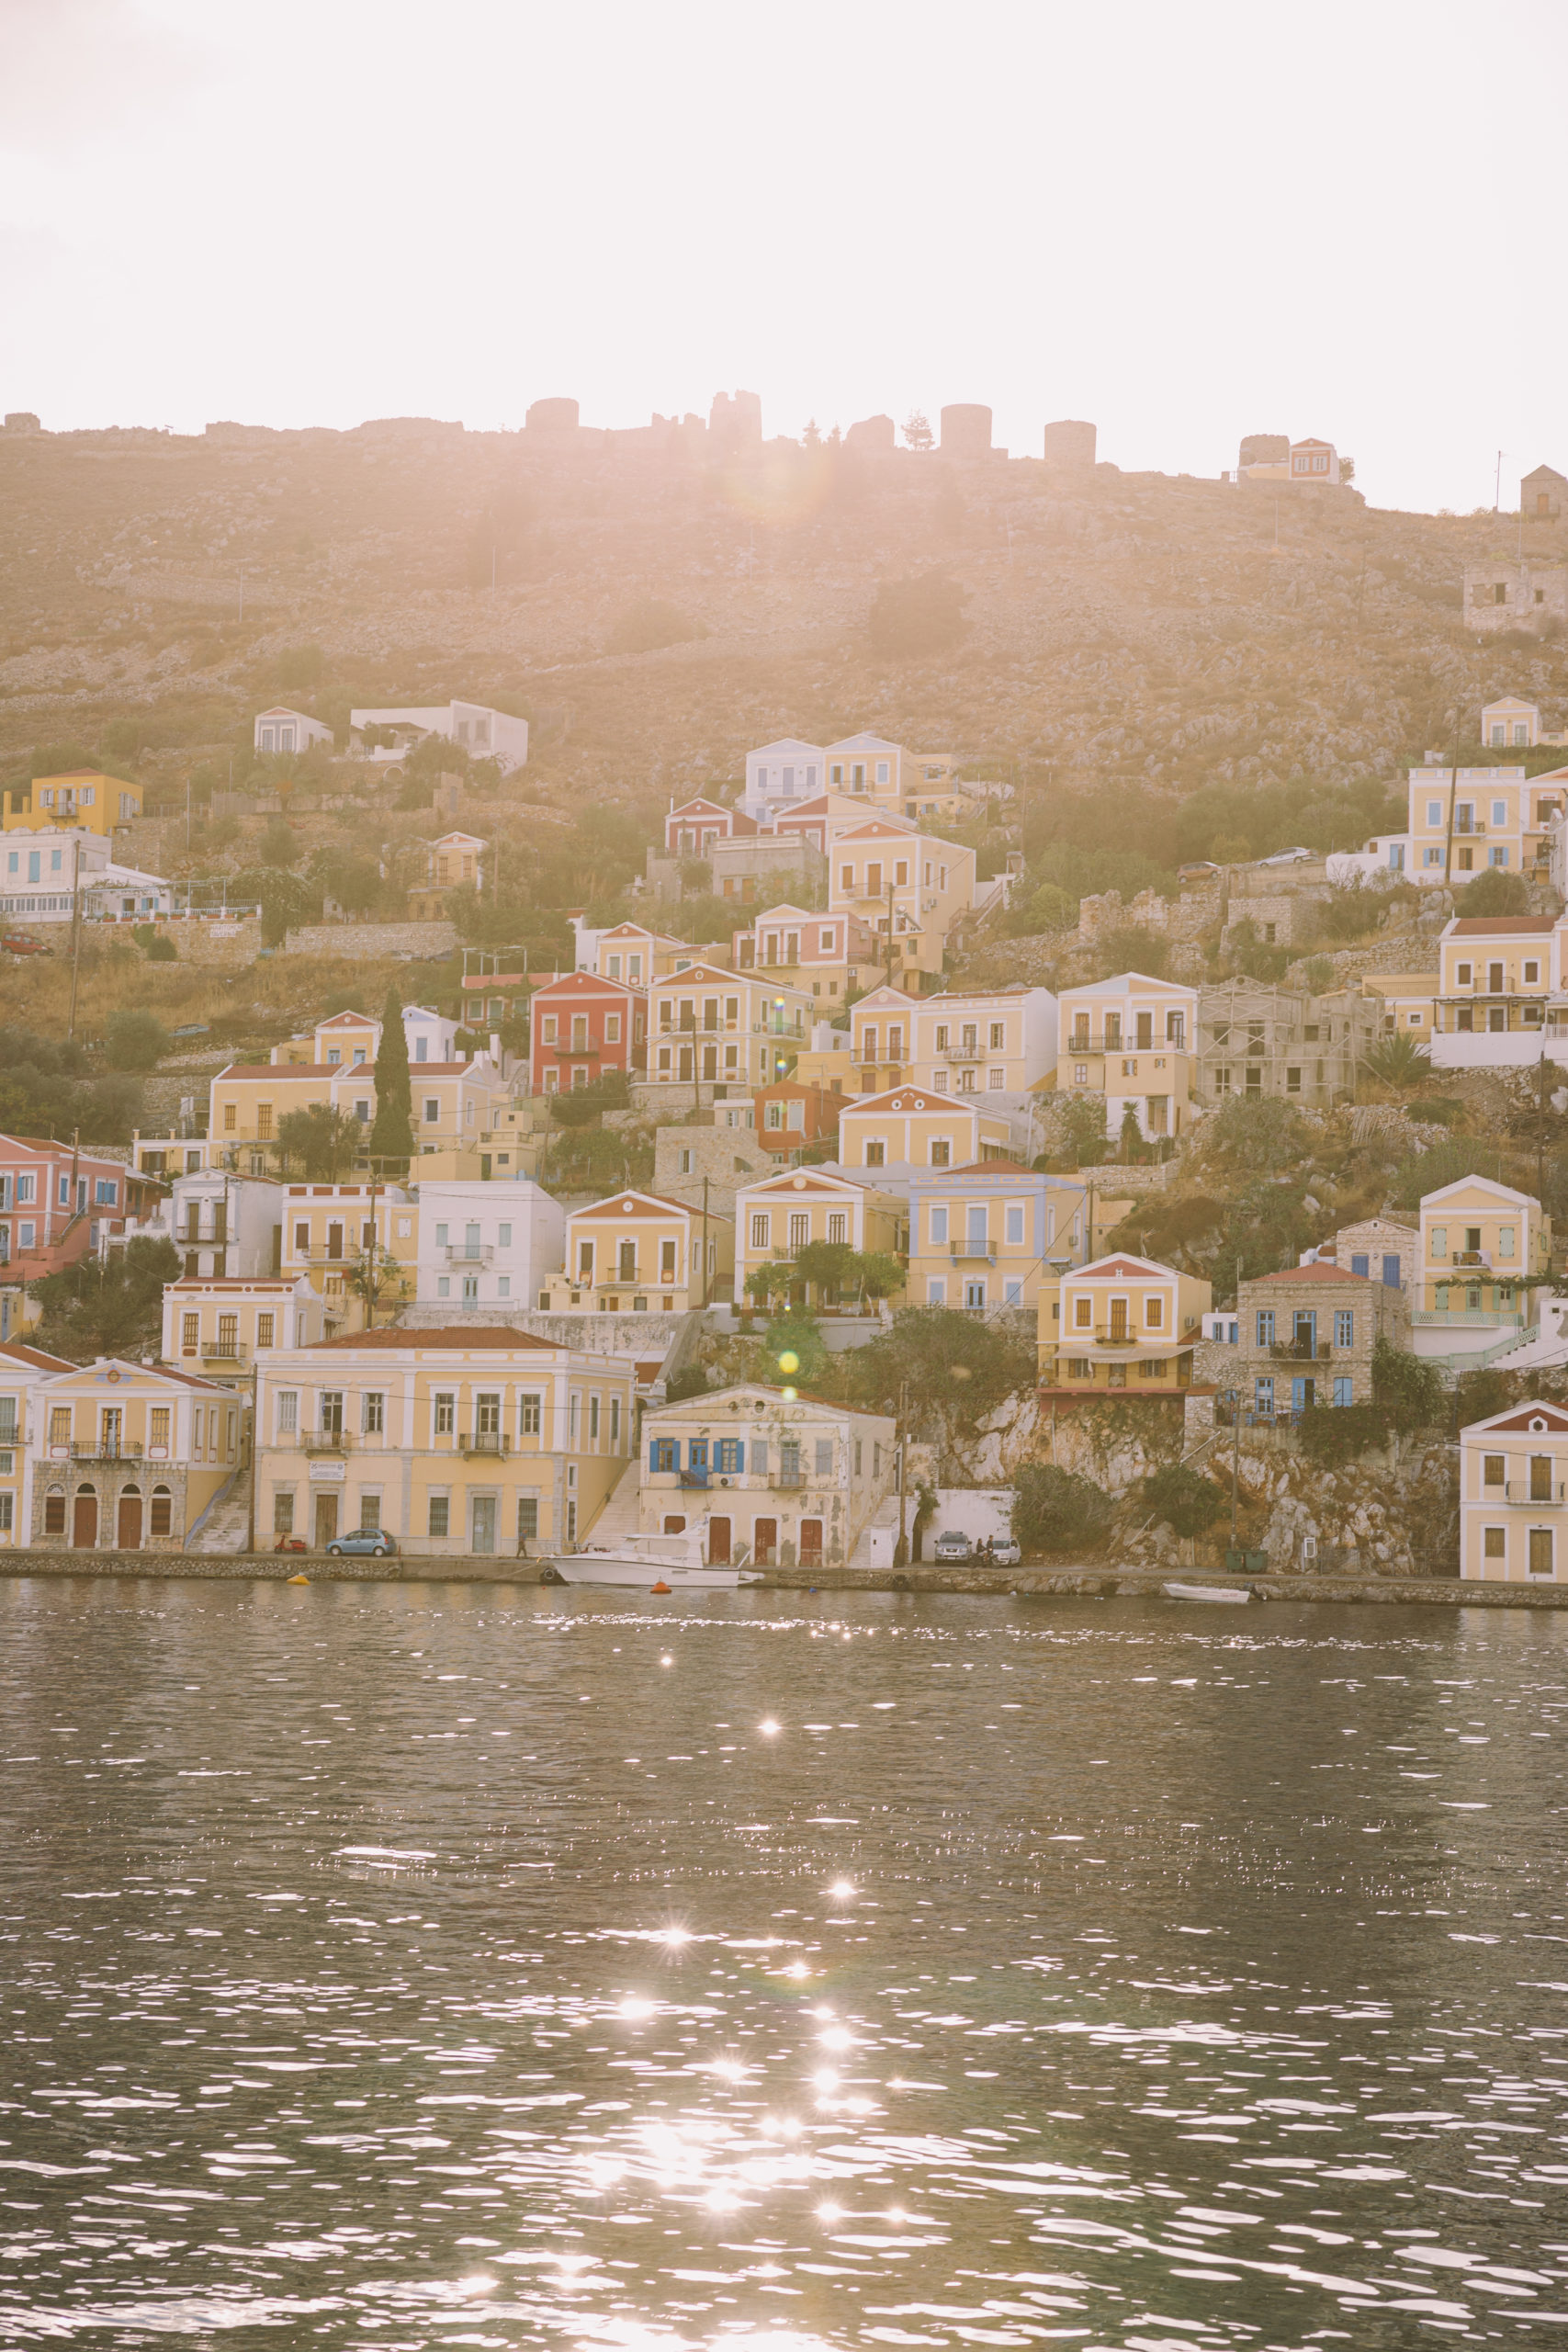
top-left (0, 0), bottom-right (1562, 514)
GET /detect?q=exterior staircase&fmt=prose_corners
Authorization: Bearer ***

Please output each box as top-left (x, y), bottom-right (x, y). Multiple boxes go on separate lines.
top-left (186, 1465), bottom-right (253, 1554)
top-left (581, 1456), bottom-right (640, 1546)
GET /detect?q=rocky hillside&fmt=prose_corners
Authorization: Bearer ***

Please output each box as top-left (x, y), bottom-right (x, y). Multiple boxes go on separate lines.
top-left (5, 420), bottom-right (1568, 812)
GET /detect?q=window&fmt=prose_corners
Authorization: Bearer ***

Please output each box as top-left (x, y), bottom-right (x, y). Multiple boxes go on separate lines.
top-left (1492, 799), bottom-right (1507, 828)
top-left (518, 1498), bottom-right (539, 1544)
top-left (44, 1489), bottom-right (65, 1534)
top-left (750, 1214), bottom-right (771, 1250)
top-left (989, 1022), bottom-right (1005, 1051)
top-left (605, 1014), bottom-right (621, 1044)
top-left (1005, 1205), bottom-right (1024, 1246)
top-left (423, 1099), bottom-right (439, 1125)
top-left (589, 1394), bottom-right (601, 1442)
top-left (1526, 961), bottom-right (1540, 985)
top-left (94, 1178), bottom-right (116, 1206)
top-left (181, 1312), bottom-right (198, 1352)
top-left (651, 1437), bottom-right (679, 1474)
top-left (716, 1437), bottom-right (742, 1474)
top-left (1498, 1226), bottom-right (1516, 1260)
top-left (1286, 1067), bottom-right (1302, 1093)
top-left (927, 1277), bottom-right (946, 1304)
top-left (1145, 1295), bottom-right (1164, 1331)
top-left (864, 1140), bottom-right (886, 1167)
top-left (1256, 1309), bottom-right (1275, 1347)
top-left (1431, 1227), bottom-right (1447, 1260)
top-left (150, 1487), bottom-right (173, 1537)
top-left (15, 1175), bottom-right (32, 1205)
top-left (1483, 1453), bottom-right (1505, 1487)
top-left (363, 1392), bottom-right (384, 1434)
top-left (1074, 1297), bottom-right (1092, 1329)
top-left (1333, 1309), bottom-right (1354, 1349)
top-left (1483, 1526), bottom-right (1506, 1559)
top-left (1255, 1375), bottom-right (1275, 1414)
top-left (434, 1392), bottom-right (455, 1435)
top-left (429, 1495), bottom-right (450, 1538)
top-left (930, 1139), bottom-right (950, 1168)
top-left (223, 1103), bottom-right (237, 1132)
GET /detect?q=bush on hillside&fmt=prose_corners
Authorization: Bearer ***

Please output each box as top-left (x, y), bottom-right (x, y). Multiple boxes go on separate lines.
top-left (1011, 1464), bottom-right (1112, 1556)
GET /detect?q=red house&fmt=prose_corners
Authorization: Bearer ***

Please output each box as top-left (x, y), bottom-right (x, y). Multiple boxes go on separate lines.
top-left (753, 1080), bottom-right (844, 1159)
top-left (665, 797), bottom-right (756, 856)
top-left (0, 1135), bottom-right (156, 1279)
top-left (530, 972), bottom-right (645, 1096)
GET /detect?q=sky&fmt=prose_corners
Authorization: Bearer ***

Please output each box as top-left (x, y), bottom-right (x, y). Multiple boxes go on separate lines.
top-left (1, 0), bottom-right (1563, 515)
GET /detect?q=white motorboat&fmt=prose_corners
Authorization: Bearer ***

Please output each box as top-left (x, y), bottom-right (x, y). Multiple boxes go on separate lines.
top-left (1162, 1580), bottom-right (1254, 1604)
top-left (544, 1532), bottom-right (762, 1590)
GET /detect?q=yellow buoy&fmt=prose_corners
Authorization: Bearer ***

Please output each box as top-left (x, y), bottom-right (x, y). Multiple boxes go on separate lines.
top-left (287, 1573), bottom-right (310, 1584)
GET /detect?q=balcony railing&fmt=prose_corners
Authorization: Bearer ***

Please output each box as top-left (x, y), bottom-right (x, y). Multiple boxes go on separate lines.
top-left (200, 1342), bottom-right (246, 1364)
top-left (301, 1426), bottom-right (352, 1454)
top-left (459, 1430), bottom-right (508, 1458)
top-left (444, 1243), bottom-right (494, 1265)
top-left (1451, 1250), bottom-right (1493, 1269)
top-left (1269, 1339), bottom-right (1333, 1362)
top-left (678, 1466), bottom-right (710, 1488)
top-left (68, 1440), bottom-right (143, 1462)
top-left (941, 1041), bottom-right (983, 1061)
top-left (950, 1238), bottom-right (996, 1263)
top-left (1502, 1482), bottom-right (1566, 1506)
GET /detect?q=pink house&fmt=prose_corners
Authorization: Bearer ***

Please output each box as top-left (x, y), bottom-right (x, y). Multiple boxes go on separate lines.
top-left (0, 1136), bottom-right (156, 1279)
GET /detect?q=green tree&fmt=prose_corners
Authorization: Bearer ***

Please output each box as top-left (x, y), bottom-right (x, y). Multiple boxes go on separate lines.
top-left (851, 1306), bottom-right (1034, 1420)
top-left (1099, 925), bottom-right (1168, 978)
top-left (1139, 1461), bottom-right (1223, 1538)
top-left (1452, 1364), bottom-right (1515, 1430)
top-left (104, 1008), bottom-right (169, 1071)
top-left (1390, 1136), bottom-right (1505, 1211)
top-left (368, 989), bottom-right (413, 1163)
top-left (1359, 1032), bottom-right (1431, 1091)
top-left (1047, 1092), bottom-right (1110, 1169)
top-left (1011, 1464), bottom-right (1111, 1556)
top-left (1454, 866), bottom-right (1530, 917)
top-left (258, 817), bottom-right (299, 866)
top-left (762, 1311), bottom-right (829, 1389)
top-left (276, 1103), bottom-right (362, 1180)
top-left (31, 1237), bottom-right (181, 1363)
top-left (1297, 1399), bottom-right (1389, 1467)
top-left (1198, 1094), bottom-right (1311, 1181)
top-left (1372, 1334), bottom-right (1446, 1435)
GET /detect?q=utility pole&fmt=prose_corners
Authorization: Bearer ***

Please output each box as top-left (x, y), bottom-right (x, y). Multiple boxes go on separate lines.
top-left (897, 1378), bottom-right (908, 1568)
top-left (1495, 449), bottom-right (1504, 513)
top-left (66, 838), bottom-right (84, 1041)
top-left (885, 878), bottom-right (897, 988)
top-left (700, 1172), bottom-right (710, 1308)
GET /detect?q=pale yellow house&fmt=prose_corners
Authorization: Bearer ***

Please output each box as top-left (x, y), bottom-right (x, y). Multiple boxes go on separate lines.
top-left (0, 1338), bottom-right (76, 1549)
top-left (1419, 1175), bottom-right (1551, 1321)
top-left (255, 1326), bottom-right (636, 1555)
top-left (1363, 972), bottom-right (1437, 1039)
top-left (539, 1189), bottom-right (734, 1313)
top-left (837, 1084), bottom-right (1012, 1171)
top-left (829, 821), bottom-right (976, 980)
top-left (646, 965), bottom-right (814, 1091)
top-left (209, 1054), bottom-right (506, 1161)
top-left (1461, 1399), bottom-right (1568, 1582)
top-left (908, 984), bottom-right (1058, 1095)
top-left (32, 1358), bottom-right (243, 1550)
top-left (1433, 915), bottom-right (1554, 1040)
top-left (278, 1182), bottom-right (418, 1332)
top-left (733, 903), bottom-right (880, 1009)
top-left (908, 1165), bottom-right (1130, 1314)
top-left (1041, 1251), bottom-right (1212, 1390)
top-left (733, 1167), bottom-right (907, 1310)
top-left (850, 985), bottom-right (922, 1089)
top-left (1055, 974), bottom-right (1199, 1142)
top-left (593, 922), bottom-right (699, 986)
top-left (162, 1274), bottom-right (326, 1381)
top-left (1406, 763), bottom-right (1567, 886)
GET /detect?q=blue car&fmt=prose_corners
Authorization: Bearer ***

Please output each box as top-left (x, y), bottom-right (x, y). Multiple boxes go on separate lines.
top-left (325, 1530), bottom-right (399, 1558)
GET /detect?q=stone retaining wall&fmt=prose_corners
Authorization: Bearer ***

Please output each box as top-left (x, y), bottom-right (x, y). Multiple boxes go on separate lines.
top-left (284, 921), bottom-right (457, 961)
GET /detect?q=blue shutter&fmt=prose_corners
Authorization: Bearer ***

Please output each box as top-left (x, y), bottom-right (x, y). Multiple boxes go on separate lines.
top-left (649, 1438), bottom-right (658, 1470)
top-left (1382, 1253), bottom-right (1402, 1289)
top-left (1333, 1377), bottom-right (1353, 1407)
top-left (1350, 1253), bottom-right (1369, 1278)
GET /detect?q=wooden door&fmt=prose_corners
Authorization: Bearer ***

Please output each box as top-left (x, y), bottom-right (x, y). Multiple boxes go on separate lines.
top-left (799, 1518), bottom-right (823, 1567)
top-left (707, 1516), bottom-right (730, 1566)
top-left (117, 1491), bottom-right (142, 1549)
top-left (1109, 1296), bottom-right (1128, 1341)
top-left (72, 1488), bottom-right (97, 1547)
top-left (753, 1517), bottom-right (777, 1566)
top-left (313, 1492), bottom-right (338, 1548)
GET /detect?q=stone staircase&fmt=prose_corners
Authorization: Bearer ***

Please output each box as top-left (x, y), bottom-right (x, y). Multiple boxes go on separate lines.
top-left (186, 1465), bottom-right (253, 1554)
top-left (582, 1456), bottom-right (640, 1546)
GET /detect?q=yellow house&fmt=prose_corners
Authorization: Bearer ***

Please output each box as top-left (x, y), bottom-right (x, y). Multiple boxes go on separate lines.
top-left (908, 984), bottom-right (1059, 1096)
top-left (829, 822), bottom-right (975, 981)
top-left (837, 1084), bottom-right (1012, 1171)
top-left (1406, 763), bottom-right (1567, 886)
top-left (647, 965), bottom-right (814, 1091)
top-left (908, 1164), bottom-right (1130, 1313)
top-left (210, 1055), bottom-right (506, 1161)
top-left (849, 985), bottom-right (922, 1089)
top-left (31, 1357), bottom-right (243, 1550)
top-left (254, 1326), bottom-right (636, 1555)
top-left (826, 733), bottom-right (908, 806)
top-left (1055, 973), bottom-right (1199, 1141)
top-left (278, 1182), bottom-right (418, 1332)
top-left (162, 1274), bottom-right (326, 1380)
top-left (1434, 915), bottom-right (1554, 1040)
top-left (1460, 1398), bottom-right (1568, 1582)
top-left (733, 1167), bottom-right (907, 1310)
top-left (2, 769), bottom-right (142, 835)
top-left (733, 903), bottom-right (880, 1009)
top-left (1041, 1252), bottom-right (1212, 1390)
top-left (1363, 972), bottom-right (1437, 1039)
top-left (791, 1035), bottom-right (854, 1096)
top-left (0, 1338), bottom-right (77, 1548)
top-left (593, 922), bottom-right (698, 985)
top-left (1418, 1175), bottom-right (1550, 1321)
top-left (539, 1189), bottom-right (734, 1313)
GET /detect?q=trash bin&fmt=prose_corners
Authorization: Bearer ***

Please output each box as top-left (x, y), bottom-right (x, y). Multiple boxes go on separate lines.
top-left (1246, 1547), bottom-right (1268, 1577)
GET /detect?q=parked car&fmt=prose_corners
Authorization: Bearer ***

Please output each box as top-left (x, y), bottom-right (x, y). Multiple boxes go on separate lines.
top-left (932, 1530), bottom-right (972, 1562)
top-left (989, 1536), bottom-right (1021, 1566)
top-left (2, 933), bottom-right (51, 956)
top-left (325, 1530), bottom-right (400, 1558)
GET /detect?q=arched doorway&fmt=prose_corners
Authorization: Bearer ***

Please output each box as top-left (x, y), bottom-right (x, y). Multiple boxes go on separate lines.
top-left (117, 1487), bottom-right (142, 1549)
top-left (73, 1486), bottom-right (97, 1547)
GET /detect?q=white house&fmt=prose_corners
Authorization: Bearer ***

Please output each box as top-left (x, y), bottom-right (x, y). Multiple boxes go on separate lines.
top-left (412, 1180), bottom-right (564, 1313)
top-left (741, 739), bottom-right (824, 821)
top-left (253, 707), bottom-right (334, 756)
top-left (348, 702), bottom-right (528, 774)
top-left (123, 1170), bottom-right (283, 1281)
top-left (639, 1382), bottom-right (897, 1569)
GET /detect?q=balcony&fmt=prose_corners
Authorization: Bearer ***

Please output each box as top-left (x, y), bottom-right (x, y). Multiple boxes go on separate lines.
top-left (678, 1465), bottom-right (710, 1488)
top-left (301, 1426), bottom-right (353, 1454)
top-left (772, 1466), bottom-right (806, 1488)
top-left (1451, 1250), bottom-right (1493, 1269)
top-left (444, 1242), bottom-right (494, 1265)
top-left (459, 1430), bottom-right (508, 1458)
top-left (1269, 1339), bottom-right (1333, 1362)
top-left (950, 1238), bottom-right (997, 1263)
top-left (200, 1342), bottom-right (247, 1366)
top-left (941, 1041), bottom-right (983, 1062)
top-left (1502, 1482), bottom-right (1567, 1506)
top-left (68, 1440), bottom-right (143, 1463)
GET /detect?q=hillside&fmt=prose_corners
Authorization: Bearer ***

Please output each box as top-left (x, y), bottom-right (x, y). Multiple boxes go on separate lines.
top-left (5, 418), bottom-right (1568, 826)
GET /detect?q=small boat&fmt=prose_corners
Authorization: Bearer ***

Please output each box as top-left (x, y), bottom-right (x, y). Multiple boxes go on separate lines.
top-left (545, 1532), bottom-right (762, 1590)
top-left (1162, 1580), bottom-right (1254, 1603)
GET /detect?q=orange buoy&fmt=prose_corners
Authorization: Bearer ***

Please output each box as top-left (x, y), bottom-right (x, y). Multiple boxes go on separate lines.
top-left (287, 1573), bottom-right (310, 1585)
top-left (650, 1580), bottom-right (672, 1594)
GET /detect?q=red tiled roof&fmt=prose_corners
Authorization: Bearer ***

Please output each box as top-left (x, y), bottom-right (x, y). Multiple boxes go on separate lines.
top-left (306, 1325), bottom-right (559, 1352)
top-left (0, 1340), bottom-right (76, 1372)
top-left (1449, 916), bottom-right (1554, 935)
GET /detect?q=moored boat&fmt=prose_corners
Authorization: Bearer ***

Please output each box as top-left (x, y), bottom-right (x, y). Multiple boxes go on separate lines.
top-left (1162, 1579), bottom-right (1254, 1604)
top-left (544, 1532), bottom-right (762, 1589)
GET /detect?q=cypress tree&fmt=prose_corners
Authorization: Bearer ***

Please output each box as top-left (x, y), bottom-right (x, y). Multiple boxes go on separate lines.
top-left (368, 987), bottom-right (414, 1164)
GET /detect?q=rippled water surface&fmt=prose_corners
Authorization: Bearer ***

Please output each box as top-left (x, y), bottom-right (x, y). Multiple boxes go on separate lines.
top-left (3, 1582), bottom-right (1568, 2348)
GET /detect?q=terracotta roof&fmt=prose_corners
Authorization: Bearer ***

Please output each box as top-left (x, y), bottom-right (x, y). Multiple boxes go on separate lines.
top-left (168, 1276), bottom-right (300, 1290)
top-left (1477, 1403), bottom-right (1568, 1433)
top-left (306, 1324), bottom-right (559, 1352)
top-left (0, 1340), bottom-right (75, 1372)
top-left (1247, 1261), bottom-right (1376, 1286)
top-left (942, 1159), bottom-right (1035, 1178)
top-left (1449, 916), bottom-right (1554, 935)
top-left (571, 1189), bottom-right (731, 1223)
